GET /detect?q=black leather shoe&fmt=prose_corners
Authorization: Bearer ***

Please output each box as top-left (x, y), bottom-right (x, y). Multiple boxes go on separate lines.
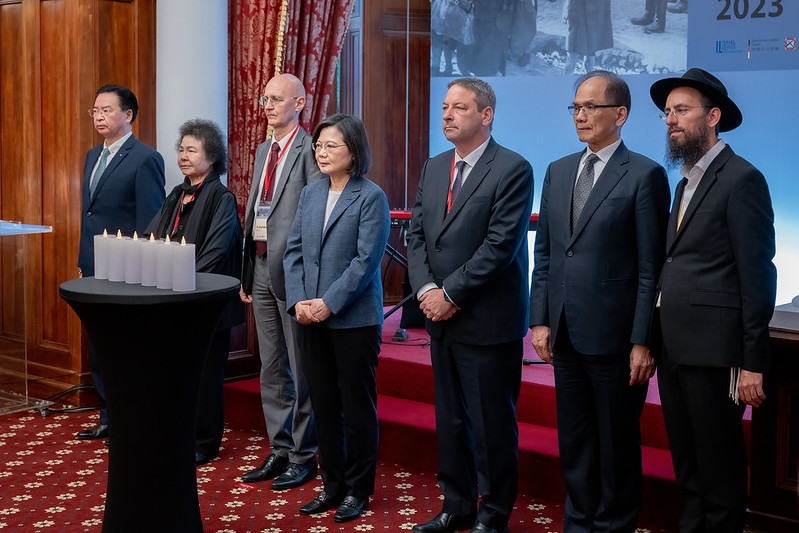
top-left (644, 20), bottom-right (666, 34)
top-left (334, 495), bottom-right (368, 523)
top-left (241, 453), bottom-right (288, 483)
top-left (299, 490), bottom-right (342, 515)
top-left (630, 11), bottom-right (654, 25)
top-left (413, 512), bottom-right (477, 532)
top-left (469, 522), bottom-right (508, 533)
top-left (195, 452), bottom-right (216, 466)
top-left (270, 460), bottom-right (317, 490)
top-left (76, 424), bottom-right (109, 440)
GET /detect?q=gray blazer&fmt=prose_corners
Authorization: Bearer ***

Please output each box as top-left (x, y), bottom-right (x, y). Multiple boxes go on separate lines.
top-left (242, 127), bottom-right (323, 300)
top-left (283, 176), bottom-right (390, 329)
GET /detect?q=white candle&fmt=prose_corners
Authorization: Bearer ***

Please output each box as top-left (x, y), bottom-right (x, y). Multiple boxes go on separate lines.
top-left (172, 237), bottom-right (196, 292)
top-left (125, 232), bottom-right (143, 284)
top-left (93, 229), bottom-right (111, 279)
top-left (141, 233), bottom-right (158, 286)
top-left (156, 235), bottom-right (176, 290)
top-left (108, 231), bottom-right (127, 282)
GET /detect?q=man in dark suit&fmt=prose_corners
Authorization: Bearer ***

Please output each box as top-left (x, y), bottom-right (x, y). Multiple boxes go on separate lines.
top-left (240, 73), bottom-right (321, 489)
top-left (530, 70), bottom-right (670, 532)
top-left (408, 78), bottom-right (534, 533)
top-left (77, 84), bottom-right (165, 440)
top-left (650, 68), bottom-right (776, 532)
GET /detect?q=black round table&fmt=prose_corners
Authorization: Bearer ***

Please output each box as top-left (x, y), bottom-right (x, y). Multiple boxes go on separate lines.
top-left (59, 273), bottom-right (239, 533)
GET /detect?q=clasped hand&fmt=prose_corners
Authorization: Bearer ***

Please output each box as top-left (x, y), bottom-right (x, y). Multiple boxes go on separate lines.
top-left (296, 298), bottom-right (332, 325)
top-left (419, 288), bottom-right (457, 321)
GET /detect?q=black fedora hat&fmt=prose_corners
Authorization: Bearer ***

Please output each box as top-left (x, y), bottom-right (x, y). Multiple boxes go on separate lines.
top-left (650, 68), bottom-right (742, 132)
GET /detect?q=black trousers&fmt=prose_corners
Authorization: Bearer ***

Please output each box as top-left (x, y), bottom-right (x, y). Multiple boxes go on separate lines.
top-left (656, 328), bottom-right (747, 533)
top-left (430, 331), bottom-right (522, 530)
top-left (299, 323), bottom-right (380, 499)
top-left (553, 321), bottom-right (647, 533)
top-left (195, 328), bottom-right (232, 457)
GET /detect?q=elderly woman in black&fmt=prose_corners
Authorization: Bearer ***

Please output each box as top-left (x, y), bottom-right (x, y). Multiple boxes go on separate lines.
top-left (146, 118), bottom-right (243, 466)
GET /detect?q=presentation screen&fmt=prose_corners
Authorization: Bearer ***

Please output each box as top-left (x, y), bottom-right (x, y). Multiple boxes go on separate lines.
top-left (429, 0), bottom-right (799, 304)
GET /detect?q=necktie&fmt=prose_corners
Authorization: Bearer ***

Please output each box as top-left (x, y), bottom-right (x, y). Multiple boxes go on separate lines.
top-left (571, 153), bottom-right (599, 232)
top-left (90, 147), bottom-right (111, 197)
top-left (449, 160), bottom-right (466, 211)
top-left (256, 142), bottom-right (282, 258)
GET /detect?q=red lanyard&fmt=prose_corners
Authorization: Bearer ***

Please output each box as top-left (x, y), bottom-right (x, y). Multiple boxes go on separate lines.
top-left (261, 125), bottom-right (300, 203)
top-left (172, 180), bottom-right (205, 234)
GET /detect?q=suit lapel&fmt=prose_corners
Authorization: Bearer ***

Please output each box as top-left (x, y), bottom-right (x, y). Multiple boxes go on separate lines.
top-left (84, 145), bottom-right (102, 207)
top-left (666, 178), bottom-right (686, 249)
top-left (570, 143), bottom-right (630, 243)
top-left (437, 140), bottom-right (497, 238)
top-left (271, 129), bottom-right (307, 210)
top-left (667, 145), bottom-right (732, 253)
top-left (323, 176), bottom-right (362, 242)
top-left (91, 135), bottom-right (136, 201)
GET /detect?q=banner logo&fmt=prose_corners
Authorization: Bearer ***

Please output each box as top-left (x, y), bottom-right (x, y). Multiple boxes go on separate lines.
top-left (785, 37), bottom-right (797, 51)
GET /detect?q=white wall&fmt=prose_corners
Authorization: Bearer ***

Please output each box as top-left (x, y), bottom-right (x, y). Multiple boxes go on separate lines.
top-left (156, 0), bottom-right (228, 191)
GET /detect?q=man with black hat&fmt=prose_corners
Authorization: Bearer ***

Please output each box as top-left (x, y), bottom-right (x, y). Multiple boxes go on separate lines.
top-left (650, 68), bottom-right (776, 531)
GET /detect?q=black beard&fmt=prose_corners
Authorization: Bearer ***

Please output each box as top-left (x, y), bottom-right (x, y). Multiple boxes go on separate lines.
top-left (665, 129), bottom-right (711, 170)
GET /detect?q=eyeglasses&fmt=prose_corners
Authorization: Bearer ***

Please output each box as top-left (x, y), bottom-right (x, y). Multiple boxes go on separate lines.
top-left (658, 105), bottom-right (712, 121)
top-left (312, 142), bottom-right (347, 153)
top-left (568, 104), bottom-right (622, 116)
top-left (258, 95), bottom-right (300, 107)
top-left (88, 107), bottom-right (116, 118)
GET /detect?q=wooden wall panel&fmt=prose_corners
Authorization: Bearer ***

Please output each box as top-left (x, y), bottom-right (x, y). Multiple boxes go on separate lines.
top-left (361, 0), bottom-right (430, 304)
top-left (0, 0), bottom-right (158, 400)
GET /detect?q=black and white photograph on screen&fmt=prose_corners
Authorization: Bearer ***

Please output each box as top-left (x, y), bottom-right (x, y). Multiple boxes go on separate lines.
top-left (430, 0), bottom-right (688, 77)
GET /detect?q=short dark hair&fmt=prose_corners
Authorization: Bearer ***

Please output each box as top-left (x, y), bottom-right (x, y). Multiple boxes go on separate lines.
top-left (176, 119), bottom-right (228, 175)
top-left (448, 77), bottom-right (496, 113)
top-left (575, 70), bottom-right (632, 114)
top-left (96, 85), bottom-right (139, 123)
top-left (312, 114), bottom-right (372, 178)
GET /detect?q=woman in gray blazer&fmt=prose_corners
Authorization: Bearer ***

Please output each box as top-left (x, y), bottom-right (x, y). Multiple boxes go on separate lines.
top-left (283, 114), bottom-right (390, 523)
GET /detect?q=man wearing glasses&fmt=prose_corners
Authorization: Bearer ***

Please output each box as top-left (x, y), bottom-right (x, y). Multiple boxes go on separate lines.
top-left (650, 68), bottom-right (776, 531)
top-left (240, 73), bottom-right (321, 489)
top-left (76, 84), bottom-right (165, 441)
top-left (529, 70), bottom-right (670, 532)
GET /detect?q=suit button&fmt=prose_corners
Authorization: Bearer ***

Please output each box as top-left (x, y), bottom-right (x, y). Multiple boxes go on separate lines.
top-left (435, 246), bottom-right (441, 252)
top-left (561, 282), bottom-right (567, 287)
top-left (666, 257), bottom-right (673, 263)
top-left (87, 211), bottom-right (92, 216)
top-left (313, 260), bottom-right (319, 266)
top-left (566, 250), bottom-right (573, 257)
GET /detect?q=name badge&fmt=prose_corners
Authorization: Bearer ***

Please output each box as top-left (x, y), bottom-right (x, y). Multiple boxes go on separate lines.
top-left (254, 202), bottom-right (271, 241)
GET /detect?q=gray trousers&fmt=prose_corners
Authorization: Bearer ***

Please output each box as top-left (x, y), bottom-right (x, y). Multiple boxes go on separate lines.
top-left (252, 256), bottom-right (316, 463)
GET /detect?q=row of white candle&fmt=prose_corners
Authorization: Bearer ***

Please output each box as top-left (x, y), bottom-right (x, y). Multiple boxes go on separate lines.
top-left (93, 230), bottom-right (196, 291)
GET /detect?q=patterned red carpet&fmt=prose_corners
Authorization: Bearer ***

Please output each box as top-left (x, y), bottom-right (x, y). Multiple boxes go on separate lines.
top-left (0, 410), bottom-right (667, 532)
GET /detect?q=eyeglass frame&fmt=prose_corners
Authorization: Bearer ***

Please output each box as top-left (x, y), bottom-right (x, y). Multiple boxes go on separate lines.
top-left (568, 104), bottom-right (622, 116)
top-left (658, 105), bottom-right (713, 121)
top-left (87, 107), bottom-right (119, 118)
top-left (258, 95), bottom-right (300, 107)
top-left (312, 142), bottom-right (348, 153)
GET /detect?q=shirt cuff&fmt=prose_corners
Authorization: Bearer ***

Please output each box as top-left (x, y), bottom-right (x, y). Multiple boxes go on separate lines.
top-left (416, 282), bottom-right (438, 300)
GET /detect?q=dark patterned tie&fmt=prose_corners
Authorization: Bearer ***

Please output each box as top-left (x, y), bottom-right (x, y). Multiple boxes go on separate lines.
top-left (90, 147), bottom-right (111, 197)
top-left (449, 160), bottom-right (466, 211)
top-left (571, 153), bottom-right (599, 232)
top-left (256, 142), bottom-right (282, 258)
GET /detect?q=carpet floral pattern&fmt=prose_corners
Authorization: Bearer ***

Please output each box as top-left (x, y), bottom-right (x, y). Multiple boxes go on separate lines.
top-left (0, 410), bottom-right (666, 532)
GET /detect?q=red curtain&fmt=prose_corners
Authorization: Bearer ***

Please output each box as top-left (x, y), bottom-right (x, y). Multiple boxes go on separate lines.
top-left (228, 0), bottom-right (354, 218)
top-left (228, 0), bottom-right (286, 218)
top-left (282, 0), bottom-right (355, 132)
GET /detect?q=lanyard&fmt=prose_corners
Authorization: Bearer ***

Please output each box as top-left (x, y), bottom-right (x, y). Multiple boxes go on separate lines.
top-left (261, 124), bottom-right (300, 203)
top-left (172, 180), bottom-right (205, 234)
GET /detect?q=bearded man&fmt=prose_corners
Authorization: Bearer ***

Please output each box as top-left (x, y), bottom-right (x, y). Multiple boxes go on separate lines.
top-left (650, 68), bottom-right (776, 532)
